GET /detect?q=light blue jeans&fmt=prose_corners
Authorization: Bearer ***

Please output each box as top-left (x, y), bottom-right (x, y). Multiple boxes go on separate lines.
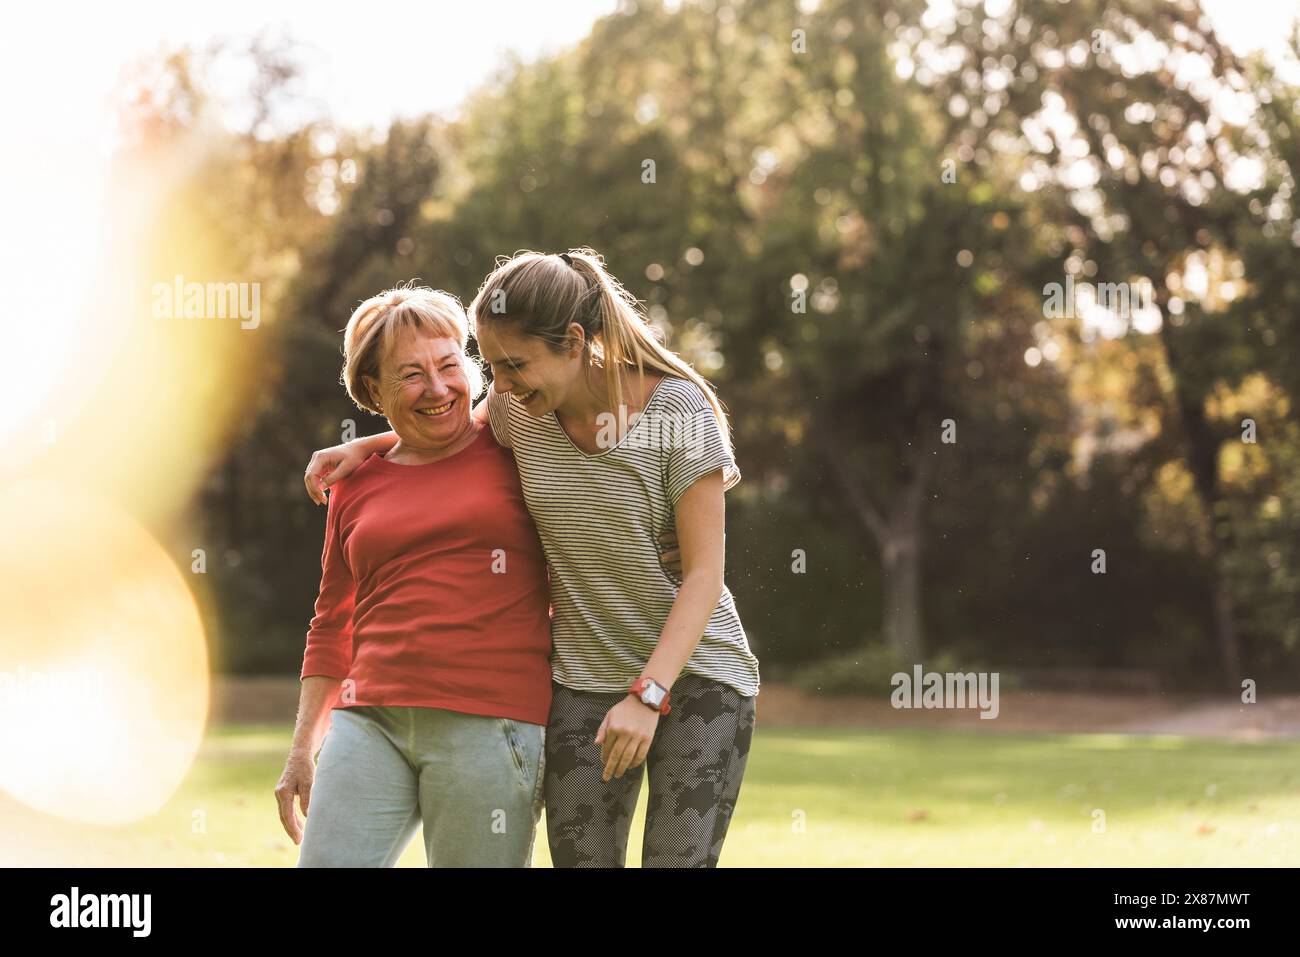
top-left (297, 705), bottom-right (545, 867)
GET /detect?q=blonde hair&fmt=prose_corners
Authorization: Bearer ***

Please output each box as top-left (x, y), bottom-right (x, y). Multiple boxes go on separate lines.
top-left (466, 247), bottom-right (733, 454)
top-left (341, 284), bottom-right (484, 414)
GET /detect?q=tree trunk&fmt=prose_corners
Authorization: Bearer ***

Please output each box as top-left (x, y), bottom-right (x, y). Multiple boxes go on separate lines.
top-left (1157, 291), bottom-right (1242, 691)
top-left (1207, 531), bottom-right (1243, 692)
top-left (818, 429), bottom-right (932, 661)
top-left (881, 509), bottom-right (923, 661)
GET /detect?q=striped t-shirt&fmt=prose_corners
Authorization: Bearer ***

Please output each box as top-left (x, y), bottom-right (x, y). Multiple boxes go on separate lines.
top-left (486, 374), bottom-right (760, 698)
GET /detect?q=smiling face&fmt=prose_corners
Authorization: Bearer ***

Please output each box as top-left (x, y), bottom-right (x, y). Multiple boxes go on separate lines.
top-left (476, 319), bottom-right (586, 416)
top-left (364, 327), bottom-right (473, 449)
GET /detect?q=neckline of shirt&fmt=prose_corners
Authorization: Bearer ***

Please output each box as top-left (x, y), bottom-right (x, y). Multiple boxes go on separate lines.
top-left (361, 422), bottom-right (491, 473)
top-left (547, 374), bottom-right (672, 460)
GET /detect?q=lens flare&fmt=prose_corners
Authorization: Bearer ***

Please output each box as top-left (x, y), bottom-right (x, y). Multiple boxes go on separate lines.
top-left (0, 478), bottom-right (208, 825)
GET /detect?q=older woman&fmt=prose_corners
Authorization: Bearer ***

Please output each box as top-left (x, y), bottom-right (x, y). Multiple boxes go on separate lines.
top-left (274, 285), bottom-right (553, 867)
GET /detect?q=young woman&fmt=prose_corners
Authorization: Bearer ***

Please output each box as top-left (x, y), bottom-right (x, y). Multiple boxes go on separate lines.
top-left (303, 249), bottom-right (759, 867)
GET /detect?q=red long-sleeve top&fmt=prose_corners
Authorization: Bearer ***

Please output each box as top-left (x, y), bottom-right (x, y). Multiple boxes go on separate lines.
top-left (300, 425), bottom-right (553, 725)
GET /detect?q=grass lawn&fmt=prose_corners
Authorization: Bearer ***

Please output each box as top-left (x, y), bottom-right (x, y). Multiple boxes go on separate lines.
top-left (3, 725), bottom-right (1297, 866)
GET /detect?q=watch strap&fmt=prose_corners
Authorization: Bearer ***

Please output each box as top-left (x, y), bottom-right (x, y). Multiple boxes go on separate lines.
top-left (629, 677), bottom-right (671, 715)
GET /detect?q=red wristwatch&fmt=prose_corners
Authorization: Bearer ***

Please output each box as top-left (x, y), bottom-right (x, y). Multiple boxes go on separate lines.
top-left (629, 677), bottom-right (671, 715)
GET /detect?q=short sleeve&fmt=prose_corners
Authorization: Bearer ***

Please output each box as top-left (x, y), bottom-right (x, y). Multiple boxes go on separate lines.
top-left (662, 379), bottom-right (741, 507)
top-left (485, 386), bottom-right (512, 449)
top-left (301, 484), bottom-right (356, 681)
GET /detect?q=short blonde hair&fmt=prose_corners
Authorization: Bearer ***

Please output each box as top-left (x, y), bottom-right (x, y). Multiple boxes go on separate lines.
top-left (342, 284), bottom-right (484, 414)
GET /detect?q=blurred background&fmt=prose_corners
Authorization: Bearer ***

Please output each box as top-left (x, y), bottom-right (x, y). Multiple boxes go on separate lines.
top-left (1, 0), bottom-right (1298, 866)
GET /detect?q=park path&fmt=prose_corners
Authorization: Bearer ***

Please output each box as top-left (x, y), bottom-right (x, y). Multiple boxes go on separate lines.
top-left (746, 685), bottom-right (1300, 739)
top-left (214, 677), bottom-right (1300, 739)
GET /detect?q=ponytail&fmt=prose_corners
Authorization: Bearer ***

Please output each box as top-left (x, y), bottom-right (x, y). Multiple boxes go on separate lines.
top-left (468, 247), bottom-right (733, 456)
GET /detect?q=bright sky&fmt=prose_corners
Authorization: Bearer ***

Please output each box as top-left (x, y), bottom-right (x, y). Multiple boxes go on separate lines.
top-left (0, 1), bottom-right (1293, 147)
top-left (1, 0), bottom-right (622, 145)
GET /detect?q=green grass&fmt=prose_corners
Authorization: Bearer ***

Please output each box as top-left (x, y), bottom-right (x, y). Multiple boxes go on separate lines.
top-left (3, 725), bottom-right (1297, 866)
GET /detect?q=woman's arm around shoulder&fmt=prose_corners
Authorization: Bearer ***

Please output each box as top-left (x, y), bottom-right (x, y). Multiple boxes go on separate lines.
top-left (303, 430), bottom-right (398, 505)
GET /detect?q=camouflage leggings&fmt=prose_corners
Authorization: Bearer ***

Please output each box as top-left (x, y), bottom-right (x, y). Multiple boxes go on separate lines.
top-left (544, 674), bottom-right (756, 867)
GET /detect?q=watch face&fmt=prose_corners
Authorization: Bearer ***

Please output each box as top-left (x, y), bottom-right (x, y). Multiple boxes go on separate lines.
top-left (643, 683), bottom-right (664, 707)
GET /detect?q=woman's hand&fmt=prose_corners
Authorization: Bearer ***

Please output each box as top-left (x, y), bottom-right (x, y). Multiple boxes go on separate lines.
top-left (657, 528), bottom-right (683, 580)
top-left (595, 696), bottom-right (660, 781)
top-left (274, 747), bottom-right (317, 844)
top-left (304, 442), bottom-right (369, 505)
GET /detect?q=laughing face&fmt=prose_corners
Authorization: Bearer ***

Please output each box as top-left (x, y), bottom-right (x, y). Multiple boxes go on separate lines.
top-left (476, 319), bottom-right (584, 417)
top-left (365, 327), bottom-right (474, 450)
